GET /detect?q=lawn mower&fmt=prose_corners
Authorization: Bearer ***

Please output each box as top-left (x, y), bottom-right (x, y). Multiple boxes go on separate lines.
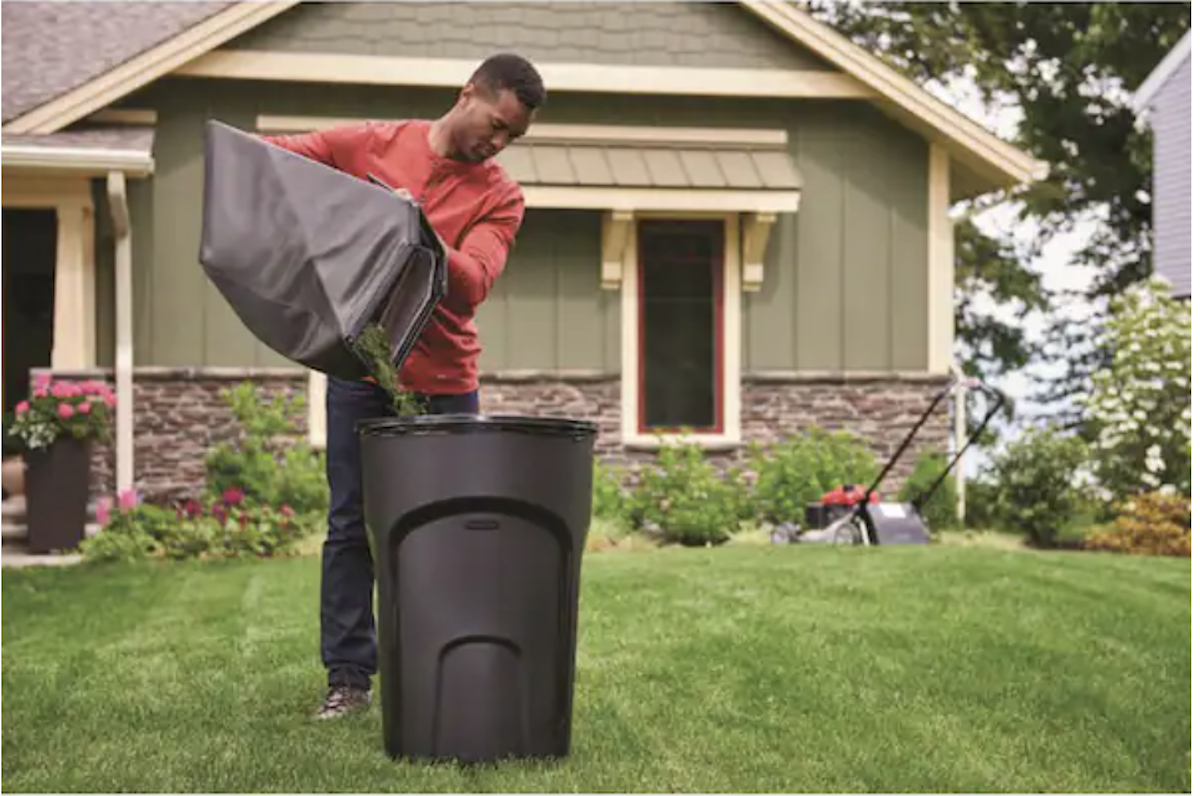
top-left (795, 377), bottom-right (1007, 546)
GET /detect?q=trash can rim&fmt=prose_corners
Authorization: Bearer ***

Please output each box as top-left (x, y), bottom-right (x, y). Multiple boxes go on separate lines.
top-left (356, 413), bottom-right (598, 438)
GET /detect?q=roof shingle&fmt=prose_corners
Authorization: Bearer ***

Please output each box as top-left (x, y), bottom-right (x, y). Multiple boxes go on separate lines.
top-left (2, 1), bottom-right (234, 124)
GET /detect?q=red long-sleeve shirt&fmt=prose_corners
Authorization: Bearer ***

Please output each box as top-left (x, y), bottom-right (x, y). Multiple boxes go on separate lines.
top-left (261, 119), bottom-right (523, 395)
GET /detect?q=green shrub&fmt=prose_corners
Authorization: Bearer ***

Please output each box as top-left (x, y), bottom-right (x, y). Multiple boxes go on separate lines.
top-left (81, 491), bottom-right (319, 564)
top-left (745, 427), bottom-right (877, 527)
top-left (592, 459), bottom-right (629, 524)
top-left (899, 450), bottom-right (960, 532)
top-left (628, 442), bottom-right (742, 546)
top-left (204, 382), bottom-right (327, 514)
top-left (1085, 491), bottom-right (1190, 557)
top-left (964, 477), bottom-right (1001, 530)
top-left (988, 425), bottom-right (1088, 547)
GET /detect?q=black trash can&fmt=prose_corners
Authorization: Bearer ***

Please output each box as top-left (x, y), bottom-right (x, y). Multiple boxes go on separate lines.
top-left (358, 414), bottom-right (598, 765)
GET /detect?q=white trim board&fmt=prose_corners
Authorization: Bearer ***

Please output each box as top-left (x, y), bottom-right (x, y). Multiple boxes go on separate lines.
top-left (1131, 29), bottom-right (1192, 112)
top-left (180, 50), bottom-right (874, 100)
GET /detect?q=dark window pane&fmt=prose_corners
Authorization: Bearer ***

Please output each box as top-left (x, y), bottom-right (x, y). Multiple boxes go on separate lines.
top-left (639, 222), bottom-right (720, 431)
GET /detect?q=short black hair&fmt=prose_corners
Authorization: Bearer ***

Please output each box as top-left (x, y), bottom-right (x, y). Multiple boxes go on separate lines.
top-left (469, 53), bottom-right (546, 110)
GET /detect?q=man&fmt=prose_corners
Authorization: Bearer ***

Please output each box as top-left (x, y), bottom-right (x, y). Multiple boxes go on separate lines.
top-left (262, 53), bottom-right (545, 719)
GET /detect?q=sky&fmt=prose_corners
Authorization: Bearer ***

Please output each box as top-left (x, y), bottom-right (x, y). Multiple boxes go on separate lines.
top-left (922, 75), bottom-right (1107, 474)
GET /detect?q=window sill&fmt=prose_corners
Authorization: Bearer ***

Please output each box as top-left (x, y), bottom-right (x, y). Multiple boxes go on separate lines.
top-left (621, 433), bottom-right (741, 452)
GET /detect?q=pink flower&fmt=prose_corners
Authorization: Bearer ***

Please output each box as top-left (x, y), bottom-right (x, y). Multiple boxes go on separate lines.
top-left (78, 402), bottom-right (93, 415)
top-left (279, 504), bottom-right (294, 517)
top-left (52, 383), bottom-right (71, 398)
top-left (222, 487), bottom-right (246, 506)
top-left (34, 373), bottom-right (51, 390)
top-left (96, 497), bottom-right (112, 526)
top-left (117, 489), bottom-right (139, 511)
top-left (33, 387), bottom-right (48, 399)
top-left (103, 392), bottom-right (116, 407)
top-left (14, 401), bottom-right (29, 415)
top-left (57, 403), bottom-right (75, 419)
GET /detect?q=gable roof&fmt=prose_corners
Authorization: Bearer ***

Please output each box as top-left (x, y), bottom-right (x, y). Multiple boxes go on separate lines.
top-left (2, 1), bottom-right (298, 134)
top-left (1131, 28), bottom-right (1191, 112)
top-left (2, 1), bottom-right (234, 123)
top-left (2, 0), bottom-right (1045, 194)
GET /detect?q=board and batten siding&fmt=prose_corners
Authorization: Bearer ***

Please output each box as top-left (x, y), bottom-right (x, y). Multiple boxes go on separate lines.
top-left (123, 79), bottom-right (931, 372)
top-left (744, 104), bottom-right (930, 372)
top-left (1149, 52), bottom-right (1191, 298)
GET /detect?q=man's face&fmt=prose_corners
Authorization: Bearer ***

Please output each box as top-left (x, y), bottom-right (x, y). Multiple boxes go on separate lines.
top-left (451, 83), bottom-right (535, 163)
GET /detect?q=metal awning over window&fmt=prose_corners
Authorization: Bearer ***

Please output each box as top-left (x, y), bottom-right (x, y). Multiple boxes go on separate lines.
top-left (496, 136), bottom-right (803, 214)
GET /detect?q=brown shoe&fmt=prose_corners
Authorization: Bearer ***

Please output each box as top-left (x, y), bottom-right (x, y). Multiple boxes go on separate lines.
top-left (314, 684), bottom-right (371, 720)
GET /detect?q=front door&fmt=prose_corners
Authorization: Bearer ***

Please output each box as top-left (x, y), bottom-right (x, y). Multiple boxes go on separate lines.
top-left (3, 208), bottom-right (58, 417)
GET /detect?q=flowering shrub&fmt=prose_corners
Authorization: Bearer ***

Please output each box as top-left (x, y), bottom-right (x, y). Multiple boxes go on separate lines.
top-left (1085, 491), bottom-right (1190, 558)
top-left (204, 382), bottom-right (327, 514)
top-left (81, 485), bottom-right (318, 563)
top-left (9, 374), bottom-right (115, 449)
top-left (1082, 277), bottom-right (1190, 500)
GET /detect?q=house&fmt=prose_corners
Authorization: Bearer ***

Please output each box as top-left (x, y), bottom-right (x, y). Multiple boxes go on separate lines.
top-left (1, 1), bottom-right (1046, 503)
top-left (1131, 28), bottom-right (1191, 300)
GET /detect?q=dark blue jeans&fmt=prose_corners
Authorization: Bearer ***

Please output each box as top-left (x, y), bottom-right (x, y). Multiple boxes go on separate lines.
top-left (322, 376), bottom-right (479, 690)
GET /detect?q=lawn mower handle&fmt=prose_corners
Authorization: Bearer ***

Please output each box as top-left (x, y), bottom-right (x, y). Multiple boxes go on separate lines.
top-left (857, 378), bottom-right (1007, 514)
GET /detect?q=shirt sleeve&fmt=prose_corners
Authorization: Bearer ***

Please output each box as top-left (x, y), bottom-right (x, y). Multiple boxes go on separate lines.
top-left (259, 123), bottom-right (377, 170)
top-left (444, 185), bottom-right (525, 310)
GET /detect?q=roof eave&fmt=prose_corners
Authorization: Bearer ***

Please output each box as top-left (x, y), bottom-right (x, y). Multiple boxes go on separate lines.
top-left (740, 0), bottom-right (1047, 195)
top-left (1, 145), bottom-right (155, 178)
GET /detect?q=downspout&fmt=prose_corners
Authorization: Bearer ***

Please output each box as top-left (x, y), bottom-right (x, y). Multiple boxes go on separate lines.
top-left (949, 362), bottom-right (967, 524)
top-left (106, 171), bottom-right (135, 493)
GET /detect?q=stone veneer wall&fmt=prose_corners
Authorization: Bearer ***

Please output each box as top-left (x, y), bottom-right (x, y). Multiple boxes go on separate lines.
top-left (34, 368), bottom-right (308, 503)
top-left (482, 371), bottom-right (952, 495)
top-left (35, 368), bottom-right (950, 503)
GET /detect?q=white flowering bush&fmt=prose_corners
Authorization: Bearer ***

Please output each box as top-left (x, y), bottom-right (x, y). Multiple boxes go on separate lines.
top-left (1082, 277), bottom-right (1190, 501)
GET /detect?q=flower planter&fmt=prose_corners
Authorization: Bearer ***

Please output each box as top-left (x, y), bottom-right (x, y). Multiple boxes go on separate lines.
top-left (25, 437), bottom-right (92, 554)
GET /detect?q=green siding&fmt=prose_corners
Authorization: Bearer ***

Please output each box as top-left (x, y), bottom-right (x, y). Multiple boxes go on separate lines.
top-left (123, 80), bottom-right (929, 372)
top-left (129, 177), bottom-right (155, 365)
top-left (477, 210), bottom-right (618, 372)
top-left (227, 2), bottom-right (835, 72)
top-left (130, 87), bottom-right (289, 367)
top-left (746, 104), bottom-right (930, 372)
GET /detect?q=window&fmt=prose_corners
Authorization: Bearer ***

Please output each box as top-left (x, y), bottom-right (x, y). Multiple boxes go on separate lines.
top-left (637, 220), bottom-right (725, 435)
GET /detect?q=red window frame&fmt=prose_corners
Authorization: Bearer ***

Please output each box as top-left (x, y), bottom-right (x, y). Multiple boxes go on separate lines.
top-left (636, 219), bottom-right (726, 436)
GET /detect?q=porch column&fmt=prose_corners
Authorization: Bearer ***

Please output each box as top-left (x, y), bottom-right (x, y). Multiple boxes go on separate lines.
top-left (107, 172), bottom-right (135, 492)
top-left (52, 195), bottom-right (96, 369)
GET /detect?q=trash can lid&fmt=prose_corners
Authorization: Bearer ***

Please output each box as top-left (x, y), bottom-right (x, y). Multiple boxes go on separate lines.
top-left (357, 413), bottom-right (598, 439)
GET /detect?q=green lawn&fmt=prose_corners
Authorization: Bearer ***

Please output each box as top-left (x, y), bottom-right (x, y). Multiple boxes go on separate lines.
top-left (2, 545), bottom-right (1190, 793)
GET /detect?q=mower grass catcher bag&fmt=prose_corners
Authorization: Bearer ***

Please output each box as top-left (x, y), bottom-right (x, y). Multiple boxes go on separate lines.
top-left (198, 120), bottom-right (447, 381)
